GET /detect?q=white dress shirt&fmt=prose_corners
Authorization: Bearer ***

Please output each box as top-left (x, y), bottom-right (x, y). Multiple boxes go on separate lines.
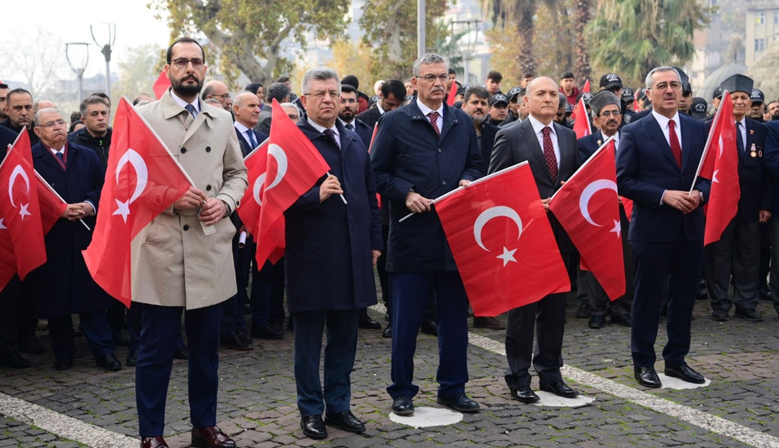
top-left (307, 117), bottom-right (340, 149)
top-left (416, 99), bottom-right (444, 132)
top-left (527, 114), bottom-right (560, 170)
top-left (170, 90), bottom-right (201, 115)
top-left (652, 110), bottom-right (681, 150)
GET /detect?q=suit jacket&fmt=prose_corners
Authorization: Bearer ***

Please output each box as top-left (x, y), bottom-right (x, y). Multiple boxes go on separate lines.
top-left (0, 118), bottom-right (39, 146)
top-left (25, 142), bottom-right (111, 318)
top-left (356, 106), bottom-right (382, 129)
top-left (577, 130), bottom-right (610, 161)
top-left (616, 112), bottom-right (711, 243)
top-left (255, 108), bottom-right (273, 135)
top-left (343, 118), bottom-right (373, 150)
top-left (371, 101), bottom-right (482, 273)
top-left (133, 90), bottom-right (248, 310)
top-left (0, 125), bottom-right (16, 159)
top-left (284, 120), bottom-right (382, 312)
top-left (478, 122), bottom-right (499, 176)
top-left (489, 118), bottom-right (581, 254)
top-left (705, 117), bottom-right (771, 221)
top-left (234, 126), bottom-right (268, 157)
top-left (761, 120), bottom-right (779, 215)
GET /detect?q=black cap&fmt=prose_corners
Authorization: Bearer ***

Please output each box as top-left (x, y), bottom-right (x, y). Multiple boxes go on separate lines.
top-left (507, 87), bottom-right (523, 102)
top-left (719, 74), bottom-right (753, 96)
top-left (621, 87), bottom-right (634, 102)
top-left (712, 85), bottom-right (723, 100)
top-left (690, 97), bottom-right (708, 120)
top-left (670, 66), bottom-right (691, 94)
top-left (565, 102), bottom-right (573, 114)
top-left (580, 92), bottom-right (594, 105)
top-left (599, 73), bottom-right (622, 90)
top-left (751, 88), bottom-right (765, 104)
top-left (490, 94), bottom-right (508, 106)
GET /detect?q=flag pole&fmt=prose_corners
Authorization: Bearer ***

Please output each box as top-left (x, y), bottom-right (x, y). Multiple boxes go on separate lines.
top-left (243, 138), bottom-right (270, 162)
top-left (688, 90), bottom-right (727, 195)
top-left (398, 161), bottom-right (529, 222)
top-left (549, 135), bottom-right (615, 203)
top-left (33, 169), bottom-right (91, 231)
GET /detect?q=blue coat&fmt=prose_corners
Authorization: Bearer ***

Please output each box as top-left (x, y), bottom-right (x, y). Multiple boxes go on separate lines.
top-left (284, 120), bottom-right (382, 312)
top-left (763, 121), bottom-right (779, 215)
top-left (25, 142), bottom-right (112, 318)
top-left (616, 113), bottom-right (711, 243)
top-left (370, 101), bottom-right (482, 273)
top-left (0, 125), bottom-right (16, 159)
top-left (577, 130), bottom-right (610, 161)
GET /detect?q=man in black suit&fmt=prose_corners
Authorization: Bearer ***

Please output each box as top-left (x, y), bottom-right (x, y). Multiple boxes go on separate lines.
top-left (705, 74), bottom-right (771, 322)
top-left (356, 80), bottom-right (405, 128)
top-left (577, 91), bottom-right (633, 329)
top-left (617, 66), bottom-right (711, 389)
top-left (489, 76), bottom-right (582, 403)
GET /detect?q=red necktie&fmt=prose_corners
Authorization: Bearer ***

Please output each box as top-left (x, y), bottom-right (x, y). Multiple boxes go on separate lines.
top-left (668, 120), bottom-right (682, 168)
top-left (542, 127), bottom-right (558, 181)
top-left (428, 111), bottom-right (441, 137)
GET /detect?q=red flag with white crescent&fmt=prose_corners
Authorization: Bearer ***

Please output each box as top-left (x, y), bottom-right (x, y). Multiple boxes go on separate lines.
top-left (83, 97), bottom-right (193, 306)
top-left (152, 70), bottom-right (171, 100)
top-left (573, 97), bottom-right (591, 139)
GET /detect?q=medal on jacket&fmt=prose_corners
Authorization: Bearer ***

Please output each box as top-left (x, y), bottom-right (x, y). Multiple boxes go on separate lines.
top-left (750, 143), bottom-right (757, 158)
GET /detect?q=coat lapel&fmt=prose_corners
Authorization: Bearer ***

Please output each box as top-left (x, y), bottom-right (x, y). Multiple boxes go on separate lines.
top-left (33, 143), bottom-right (65, 174)
top-left (646, 115), bottom-right (679, 170)
top-left (554, 123), bottom-right (572, 181)
top-left (520, 120), bottom-right (553, 182)
top-left (438, 104), bottom-right (458, 142)
top-left (680, 115), bottom-right (693, 171)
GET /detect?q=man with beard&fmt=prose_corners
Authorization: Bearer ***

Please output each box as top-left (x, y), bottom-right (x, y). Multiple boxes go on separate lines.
top-left (766, 101), bottom-right (779, 121)
top-left (134, 37), bottom-right (247, 448)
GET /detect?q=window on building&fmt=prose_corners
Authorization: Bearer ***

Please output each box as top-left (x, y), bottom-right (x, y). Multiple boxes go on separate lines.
top-left (774, 11), bottom-right (779, 24)
top-left (757, 12), bottom-right (765, 25)
top-left (756, 38), bottom-right (766, 51)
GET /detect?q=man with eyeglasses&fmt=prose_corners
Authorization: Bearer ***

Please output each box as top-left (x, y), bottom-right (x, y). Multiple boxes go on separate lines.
top-left (371, 53), bottom-right (482, 417)
top-left (338, 84), bottom-right (373, 150)
top-left (577, 91), bottom-right (633, 330)
top-left (357, 80), bottom-right (406, 129)
top-left (1, 88), bottom-right (39, 146)
top-left (133, 36), bottom-right (247, 448)
top-left (202, 80), bottom-right (232, 112)
top-left (617, 66), bottom-right (710, 390)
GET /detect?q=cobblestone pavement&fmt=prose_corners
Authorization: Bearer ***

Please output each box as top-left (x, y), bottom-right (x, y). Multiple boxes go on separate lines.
top-left (1, 294), bottom-right (779, 447)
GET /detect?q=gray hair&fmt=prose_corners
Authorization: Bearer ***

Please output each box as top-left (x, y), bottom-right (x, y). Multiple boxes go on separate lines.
top-left (79, 96), bottom-right (109, 117)
top-left (280, 102), bottom-right (301, 116)
top-left (645, 66), bottom-right (680, 90)
top-left (33, 107), bottom-right (63, 126)
top-left (412, 53), bottom-right (447, 77)
top-left (301, 67), bottom-right (341, 96)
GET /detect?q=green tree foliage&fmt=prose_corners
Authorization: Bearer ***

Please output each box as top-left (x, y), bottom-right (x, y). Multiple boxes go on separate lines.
top-left (587, 0), bottom-right (711, 86)
top-left (150, 0), bottom-right (351, 85)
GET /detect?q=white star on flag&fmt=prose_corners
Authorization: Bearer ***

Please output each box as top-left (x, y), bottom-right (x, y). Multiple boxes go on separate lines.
top-left (712, 169), bottom-right (719, 183)
top-left (496, 246), bottom-right (517, 267)
top-left (114, 199), bottom-right (131, 223)
top-left (610, 219), bottom-right (621, 239)
top-left (18, 203), bottom-right (31, 220)
top-left (0, 218), bottom-right (6, 229)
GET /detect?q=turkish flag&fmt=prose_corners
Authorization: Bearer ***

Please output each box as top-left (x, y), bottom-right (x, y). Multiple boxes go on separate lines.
top-left (548, 139), bottom-right (625, 300)
top-left (152, 70), bottom-right (171, 100)
top-left (573, 97), bottom-right (591, 139)
top-left (0, 133), bottom-right (46, 280)
top-left (621, 196), bottom-right (633, 222)
top-left (33, 171), bottom-right (68, 234)
top-left (696, 93), bottom-right (739, 246)
top-left (582, 79), bottom-right (591, 94)
top-left (241, 100), bottom-right (330, 267)
top-left (83, 97), bottom-right (193, 306)
top-left (446, 81), bottom-right (459, 106)
top-left (435, 162), bottom-right (571, 317)
top-left (0, 209), bottom-right (14, 290)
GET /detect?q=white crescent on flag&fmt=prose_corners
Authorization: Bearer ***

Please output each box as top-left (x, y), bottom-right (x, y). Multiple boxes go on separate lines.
top-left (113, 149), bottom-right (149, 223)
top-left (473, 205), bottom-right (524, 267)
top-left (579, 179), bottom-right (621, 238)
top-left (253, 173), bottom-right (267, 206)
top-left (266, 144), bottom-right (288, 190)
top-left (8, 165), bottom-right (30, 208)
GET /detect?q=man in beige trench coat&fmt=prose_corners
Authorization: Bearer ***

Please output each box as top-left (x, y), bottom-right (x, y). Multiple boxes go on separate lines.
top-left (133, 37), bottom-right (248, 448)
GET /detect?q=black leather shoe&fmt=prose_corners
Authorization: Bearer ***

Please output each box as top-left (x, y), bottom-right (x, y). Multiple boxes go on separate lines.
top-left (436, 393), bottom-right (480, 413)
top-left (391, 396), bottom-right (414, 416)
top-left (55, 354), bottom-right (73, 371)
top-left (220, 333), bottom-right (253, 351)
top-left (140, 435), bottom-right (169, 448)
top-left (173, 345), bottom-right (188, 360)
top-left (575, 302), bottom-right (591, 318)
top-left (126, 350), bottom-right (137, 367)
top-left (735, 309), bottom-right (763, 322)
top-left (18, 331), bottom-right (44, 355)
top-left (712, 311), bottom-right (729, 322)
top-left (760, 287), bottom-right (772, 301)
top-left (325, 410), bottom-right (365, 433)
top-left (0, 351), bottom-right (30, 368)
top-left (300, 415), bottom-right (327, 440)
top-left (540, 381), bottom-right (579, 398)
top-left (191, 425), bottom-right (236, 448)
top-left (420, 319), bottom-right (438, 336)
top-left (96, 353), bottom-right (122, 372)
top-left (511, 386), bottom-right (539, 404)
top-left (634, 366), bottom-right (661, 388)
top-left (252, 324), bottom-right (283, 340)
top-left (665, 363), bottom-right (705, 384)
top-left (610, 313), bottom-right (632, 327)
top-left (359, 315), bottom-right (381, 330)
top-left (236, 328), bottom-right (252, 345)
top-left (588, 315), bottom-right (606, 329)
top-left (382, 324), bottom-right (392, 339)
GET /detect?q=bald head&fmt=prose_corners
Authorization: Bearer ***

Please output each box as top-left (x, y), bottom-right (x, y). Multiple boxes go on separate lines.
top-left (232, 91), bottom-right (261, 128)
top-left (202, 80), bottom-right (232, 110)
top-left (524, 77), bottom-right (560, 124)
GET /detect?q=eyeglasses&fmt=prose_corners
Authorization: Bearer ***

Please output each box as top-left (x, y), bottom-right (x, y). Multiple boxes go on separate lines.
top-left (171, 58), bottom-right (205, 69)
top-left (653, 81), bottom-right (681, 91)
top-left (213, 93), bottom-right (231, 100)
top-left (39, 119), bottom-right (67, 129)
top-left (287, 114), bottom-right (300, 121)
top-left (599, 110), bottom-right (622, 117)
top-left (305, 90), bottom-right (339, 99)
top-left (417, 74), bottom-right (449, 83)
top-left (340, 98), bottom-right (357, 104)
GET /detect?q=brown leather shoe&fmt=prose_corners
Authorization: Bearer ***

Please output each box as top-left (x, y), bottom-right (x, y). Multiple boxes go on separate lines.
top-left (140, 436), bottom-right (168, 448)
top-left (191, 426), bottom-right (236, 448)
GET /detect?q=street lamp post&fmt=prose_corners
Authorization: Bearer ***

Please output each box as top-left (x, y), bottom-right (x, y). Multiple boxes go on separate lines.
top-left (90, 23), bottom-right (116, 98)
top-left (451, 19), bottom-right (480, 86)
top-left (65, 42), bottom-right (90, 105)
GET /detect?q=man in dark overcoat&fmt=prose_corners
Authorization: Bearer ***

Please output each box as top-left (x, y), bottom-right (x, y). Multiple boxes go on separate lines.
top-left (285, 67), bottom-right (382, 440)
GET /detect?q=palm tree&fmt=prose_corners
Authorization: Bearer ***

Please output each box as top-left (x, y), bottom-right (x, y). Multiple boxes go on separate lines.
top-left (573, 0), bottom-right (592, 84)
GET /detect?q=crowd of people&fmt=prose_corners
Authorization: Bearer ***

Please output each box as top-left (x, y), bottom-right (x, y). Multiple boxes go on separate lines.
top-left (1, 37), bottom-right (778, 448)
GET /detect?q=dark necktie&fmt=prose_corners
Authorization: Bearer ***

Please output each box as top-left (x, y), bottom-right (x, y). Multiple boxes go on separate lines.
top-left (345, 123), bottom-right (354, 131)
top-left (736, 121), bottom-right (745, 154)
top-left (247, 130), bottom-right (258, 148)
top-left (55, 152), bottom-right (64, 163)
top-left (668, 119), bottom-right (682, 168)
top-left (541, 127), bottom-right (558, 181)
top-left (185, 103), bottom-right (198, 118)
top-left (323, 128), bottom-right (339, 148)
top-left (428, 111), bottom-right (441, 137)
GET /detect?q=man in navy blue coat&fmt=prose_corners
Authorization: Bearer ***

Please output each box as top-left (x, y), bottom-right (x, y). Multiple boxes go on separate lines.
top-left (371, 53), bottom-right (482, 416)
top-left (285, 67), bottom-right (382, 440)
top-left (759, 104), bottom-right (779, 319)
top-left (616, 67), bottom-right (711, 389)
top-left (25, 107), bottom-right (119, 372)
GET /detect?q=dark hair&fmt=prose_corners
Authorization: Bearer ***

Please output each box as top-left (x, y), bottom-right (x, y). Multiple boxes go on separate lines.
top-left (68, 120), bottom-right (83, 132)
top-left (341, 84), bottom-right (357, 95)
top-left (266, 82), bottom-right (291, 103)
top-left (245, 82), bottom-right (263, 93)
top-left (561, 71), bottom-right (574, 80)
top-left (91, 92), bottom-right (111, 107)
top-left (166, 37), bottom-right (205, 64)
top-left (380, 80), bottom-right (406, 101)
top-left (80, 96), bottom-right (109, 117)
top-left (70, 111), bottom-right (81, 124)
top-left (7, 88), bottom-right (32, 103)
top-left (487, 70), bottom-right (503, 82)
top-left (275, 76), bottom-right (290, 84)
top-left (463, 85), bottom-right (490, 103)
top-left (522, 73), bottom-right (534, 79)
top-left (448, 68), bottom-right (456, 75)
